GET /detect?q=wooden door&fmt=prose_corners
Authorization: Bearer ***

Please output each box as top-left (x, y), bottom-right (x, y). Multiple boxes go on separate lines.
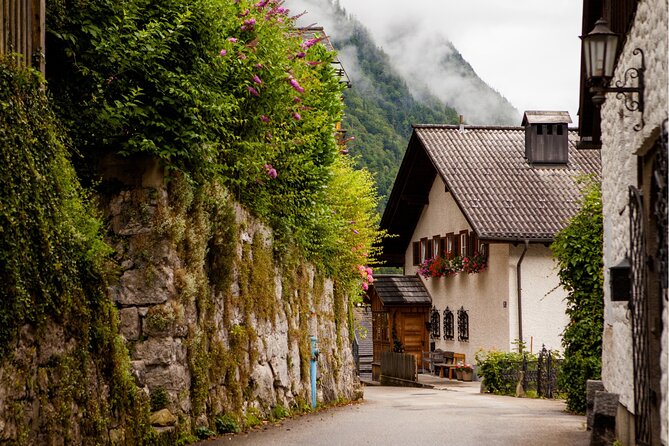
top-left (402, 313), bottom-right (426, 366)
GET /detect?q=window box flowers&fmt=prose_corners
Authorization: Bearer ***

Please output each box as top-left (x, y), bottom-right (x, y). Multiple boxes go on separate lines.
top-left (418, 251), bottom-right (487, 279)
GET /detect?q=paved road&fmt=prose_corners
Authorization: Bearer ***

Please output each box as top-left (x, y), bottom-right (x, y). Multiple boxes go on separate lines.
top-left (198, 381), bottom-right (588, 446)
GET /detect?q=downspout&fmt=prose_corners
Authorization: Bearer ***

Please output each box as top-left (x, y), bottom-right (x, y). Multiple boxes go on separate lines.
top-left (516, 240), bottom-right (529, 353)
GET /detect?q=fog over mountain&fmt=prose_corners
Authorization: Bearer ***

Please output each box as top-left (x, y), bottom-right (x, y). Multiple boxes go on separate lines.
top-left (286, 0), bottom-right (520, 125)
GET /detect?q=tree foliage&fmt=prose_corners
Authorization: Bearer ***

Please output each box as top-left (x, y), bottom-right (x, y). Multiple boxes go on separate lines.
top-left (551, 177), bottom-right (604, 413)
top-left (46, 0), bottom-right (381, 283)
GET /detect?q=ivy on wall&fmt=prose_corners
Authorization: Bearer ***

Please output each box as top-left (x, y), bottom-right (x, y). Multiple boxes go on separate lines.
top-left (0, 58), bottom-right (155, 443)
top-left (551, 177), bottom-right (604, 413)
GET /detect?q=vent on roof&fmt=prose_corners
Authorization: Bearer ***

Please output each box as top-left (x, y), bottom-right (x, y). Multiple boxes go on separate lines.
top-left (522, 111), bottom-right (572, 165)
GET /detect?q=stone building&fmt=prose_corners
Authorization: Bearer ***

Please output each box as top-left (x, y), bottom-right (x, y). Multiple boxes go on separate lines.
top-left (578, 0), bottom-right (668, 444)
top-left (378, 112), bottom-right (600, 364)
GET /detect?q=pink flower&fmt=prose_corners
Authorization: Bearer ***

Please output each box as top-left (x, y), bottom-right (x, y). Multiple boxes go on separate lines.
top-left (301, 37), bottom-right (322, 50)
top-left (253, 74), bottom-right (262, 84)
top-left (367, 275), bottom-right (374, 284)
top-left (255, 63), bottom-right (264, 69)
top-left (228, 37), bottom-right (238, 43)
top-left (362, 282), bottom-right (369, 291)
top-left (241, 18), bottom-right (256, 30)
top-left (264, 164), bottom-right (278, 179)
top-left (306, 61), bottom-right (322, 66)
top-left (293, 97), bottom-right (302, 103)
top-left (260, 115), bottom-right (270, 123)
top-left (219, 49), bottom-right (227, 56)
top-left (292, 112), bottom-right (301, 120)
top-left (353, 229), bottom-right (359, 235)
top-left (247, 86), bottom-right (260, 96)
top-left (255, 0), bottom-right (269, 8)
top-left (296, 52), bottom-right (306, 58)
top-left (289, 77), bottom-right (305, 93)
top-left (340, 149), bottom-right (349, 155)
top-left (366, 267), bottom-right (373, 276)
top-left (240, 9), bottom-right (250, 16)
top-left (238, 53), bottom-right (247, 60)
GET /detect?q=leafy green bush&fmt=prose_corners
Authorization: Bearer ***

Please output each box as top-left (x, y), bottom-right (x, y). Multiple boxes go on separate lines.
top-left (271, 404), bottom-right (290, 420)
top-left (551, 177), bottom-right (603, 413)
top-left (215, 414), bottom-right (240, 434)
top-left (46, 0), bottom-right (382, 294)
top-left (475, 350), bottom-right (524, 395)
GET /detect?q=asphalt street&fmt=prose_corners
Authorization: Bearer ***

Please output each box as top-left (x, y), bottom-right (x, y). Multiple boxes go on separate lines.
top-left (197, 379), bottom-right (589, 446)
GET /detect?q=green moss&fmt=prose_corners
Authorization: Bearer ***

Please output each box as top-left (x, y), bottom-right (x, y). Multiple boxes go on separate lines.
top-left (0, 59), bottom-right (152, 443)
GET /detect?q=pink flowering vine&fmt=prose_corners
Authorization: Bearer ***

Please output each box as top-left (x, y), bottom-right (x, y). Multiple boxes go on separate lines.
top-left (289, 77), bottom-right (305, 93)
top-left (252, 74), bottom-right (262, 84)
top-left (219, 49), bottom-right (227, 56)
top-left (241, 18), bottom-right (256, 31)
top-left (292, 112), bottom-right (301, 121)
top-left (247, 86), bottom-right (260, 97)
top-left (264, 164), bottom-right (278, 179)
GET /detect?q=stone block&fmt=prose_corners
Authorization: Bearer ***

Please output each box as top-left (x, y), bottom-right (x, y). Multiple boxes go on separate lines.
top-left (590, 391), bottom-right (619, 446)
top-left (133, 338), bottom-right (185, 367)
top-left (119, 307), bottom-right (140, 341)
top-left (114, 267), bottom-right (175, 306)
top-left (586, 380), bottom-right (606, 430)
top-left (149, 409), bottom-right (177, 427)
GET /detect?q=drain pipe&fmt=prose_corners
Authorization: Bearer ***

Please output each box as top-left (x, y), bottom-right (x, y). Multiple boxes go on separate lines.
top-left (516, 240), bottom-right (529, 353)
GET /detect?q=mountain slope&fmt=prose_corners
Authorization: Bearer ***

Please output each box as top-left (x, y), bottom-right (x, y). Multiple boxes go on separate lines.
top-left (287, 0), bottom-right (519, 208)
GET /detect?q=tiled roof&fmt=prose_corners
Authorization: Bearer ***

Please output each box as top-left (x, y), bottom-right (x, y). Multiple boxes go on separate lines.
top-left (373, 275), bottom-right (432, 305)
top-left (414, 125), bottom-right (601, 241)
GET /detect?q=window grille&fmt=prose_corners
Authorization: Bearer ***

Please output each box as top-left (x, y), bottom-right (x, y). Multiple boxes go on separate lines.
top-left (457, 307), bottom-right (469, 342)
top-left (430, 307), bottom-right (440, 338)
top-left (443, 307), bottom-right (454, 340)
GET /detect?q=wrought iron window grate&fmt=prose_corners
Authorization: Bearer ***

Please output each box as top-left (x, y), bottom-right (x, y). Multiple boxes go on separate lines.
top-left (443, 307), bottom-right (454, 340)
top-left (457, 307), bottom-right (469, 342)
top-left (430, 307), bottom-right (440, 338)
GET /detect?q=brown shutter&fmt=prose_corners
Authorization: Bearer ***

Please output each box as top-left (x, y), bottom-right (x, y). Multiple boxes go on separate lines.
top-left (412, 242), bottom-right (420, 265)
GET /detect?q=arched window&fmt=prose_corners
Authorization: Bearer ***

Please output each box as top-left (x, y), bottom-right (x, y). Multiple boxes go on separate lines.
top-left (443, 307), bottom-right (454, 340)
top-left (430, 307), bottom-right (440, 338)
top-left (457, 307), bottom-right (469, 342)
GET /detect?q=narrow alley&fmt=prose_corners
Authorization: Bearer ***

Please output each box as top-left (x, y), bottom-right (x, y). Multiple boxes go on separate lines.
top-left (199, 380), bottom-right (588, 446)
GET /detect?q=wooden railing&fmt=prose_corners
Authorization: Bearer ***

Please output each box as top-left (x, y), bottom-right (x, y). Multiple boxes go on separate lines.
top-left (0, 0), bottom-right (45, 73)
top-left (380, 351), bottom-right (416, 382)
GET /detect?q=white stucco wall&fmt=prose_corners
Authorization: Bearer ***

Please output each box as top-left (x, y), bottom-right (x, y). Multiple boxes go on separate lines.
top-left (402, 177), bottom-right (571, 363)
top-left (599, 0), bottom-right (668, 432)
top-left (507, 244), bottom-right (569, 354)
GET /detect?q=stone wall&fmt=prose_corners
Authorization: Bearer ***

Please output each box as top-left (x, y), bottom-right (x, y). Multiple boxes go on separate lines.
top-left (599, 0), bottom-right (668, 442)
top-left (105, 161), bottom-right (361, 434)
top-left (0, 157), bottom-right (361, 443)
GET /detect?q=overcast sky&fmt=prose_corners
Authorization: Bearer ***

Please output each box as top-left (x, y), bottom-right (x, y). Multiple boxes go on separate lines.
top-left (304, 0), bottom-right (584, 125)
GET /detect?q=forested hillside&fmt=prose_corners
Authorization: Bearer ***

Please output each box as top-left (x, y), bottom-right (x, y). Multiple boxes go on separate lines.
top-left (337, 23), bottom-right (459, 207)
top-left (287, 0), bottom-right (518, 209)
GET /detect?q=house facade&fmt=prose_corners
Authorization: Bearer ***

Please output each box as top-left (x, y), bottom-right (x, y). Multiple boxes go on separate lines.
top-left (578, 0), bottom-right (668, 444)
top-left (380, 113), bottom-right (601, 364)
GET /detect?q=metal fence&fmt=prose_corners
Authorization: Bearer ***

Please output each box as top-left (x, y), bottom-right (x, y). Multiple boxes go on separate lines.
top-left (496, 346), bottom-right (563, 398)
top-left (0, 0), bottom-right (45, 73)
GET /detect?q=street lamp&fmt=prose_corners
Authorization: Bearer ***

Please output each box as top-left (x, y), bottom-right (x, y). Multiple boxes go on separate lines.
top-left (581, 17), bottom-right (645, 130)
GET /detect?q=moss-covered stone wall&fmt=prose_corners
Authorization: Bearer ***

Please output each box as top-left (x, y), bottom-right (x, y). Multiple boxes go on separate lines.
top-left (104, 156), bottom-right (361, 437)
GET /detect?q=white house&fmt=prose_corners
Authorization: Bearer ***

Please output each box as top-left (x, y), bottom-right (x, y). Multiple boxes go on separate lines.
top-left (578, 0), bottom-right (668, 444)
top-left (379, 112), bottom-right (601, 364)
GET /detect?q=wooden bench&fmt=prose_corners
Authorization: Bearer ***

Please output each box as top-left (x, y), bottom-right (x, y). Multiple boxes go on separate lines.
top-left (429, 351), bottom-right (466, 379)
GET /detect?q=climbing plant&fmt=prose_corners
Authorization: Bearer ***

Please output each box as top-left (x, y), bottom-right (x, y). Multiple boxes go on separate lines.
top-left (45, 0), bottom-right (380, 277)
top-left (0, 58), bottom-right (153, 443)
top-left (550, 177), bottom-right (603, 413)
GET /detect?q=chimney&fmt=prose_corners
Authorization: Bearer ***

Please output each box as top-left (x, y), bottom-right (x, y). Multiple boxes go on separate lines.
top-left (521, 111), bottom-right (572, 165)
top-left (459, 115), bottom-right (466, 133)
